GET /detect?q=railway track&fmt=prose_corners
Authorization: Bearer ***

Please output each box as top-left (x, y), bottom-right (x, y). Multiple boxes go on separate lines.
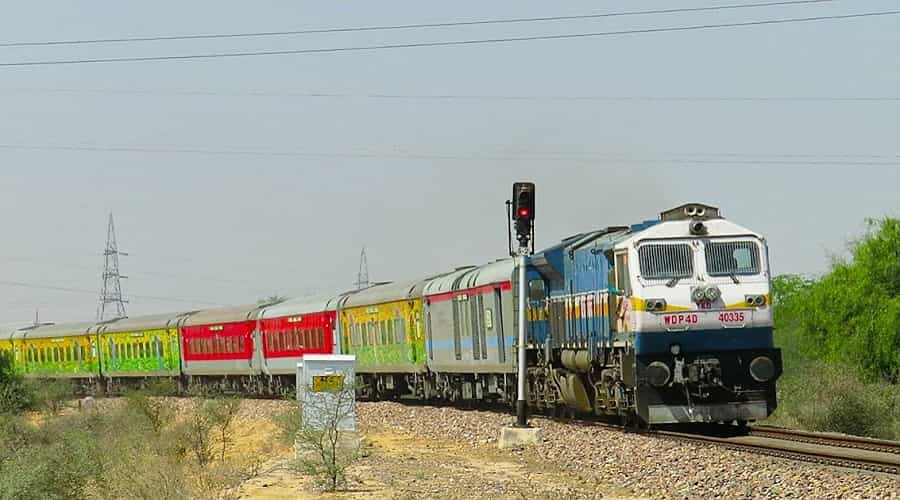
top-left (533, 412), bottom-right (900, 475)
top-left (649, 425), bottom-right (900, 475)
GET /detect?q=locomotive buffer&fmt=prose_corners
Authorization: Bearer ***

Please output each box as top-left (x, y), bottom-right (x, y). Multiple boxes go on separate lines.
top-left (499, 182), bottom-right (543, 449)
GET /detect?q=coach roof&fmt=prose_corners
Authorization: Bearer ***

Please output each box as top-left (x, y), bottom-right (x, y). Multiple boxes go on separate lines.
top-left (95, 311), bottom-right (196, 334)
top-left (342, 280), bottom-right (426, 308)
top-left (22, 321), bottom-right (97, 339)
top-left (182, 303), bottom-right (265, 326)
top-left (260, 295), bottom-right (341, 319)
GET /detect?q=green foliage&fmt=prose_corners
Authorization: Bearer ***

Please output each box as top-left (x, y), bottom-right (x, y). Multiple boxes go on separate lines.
top-left (771, 217), bottom-right (900, 438)
top-left (27, 378), bottom-right (74, 415)
top-left (0, 352), bottom-right (32, 414)
top-left (770, 360), bottom-right (899, 439)
top-left (124, 388), bottom-right (174, 434)
top-left (773, 218), bottom-right (900, 382)
top-left (0, 393), bottom-right (259, 500)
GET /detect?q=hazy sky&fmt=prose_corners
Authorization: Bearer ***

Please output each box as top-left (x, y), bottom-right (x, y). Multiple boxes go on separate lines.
top-left (2, 1), bottom-right (899, 323)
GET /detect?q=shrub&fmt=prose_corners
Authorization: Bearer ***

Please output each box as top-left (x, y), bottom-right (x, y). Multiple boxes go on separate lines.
top-left (772, 360), bottom-right (898, 439)
top-left (27, 378), bottom-right (74, 415)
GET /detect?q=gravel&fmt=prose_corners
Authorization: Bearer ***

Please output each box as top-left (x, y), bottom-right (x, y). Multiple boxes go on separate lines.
top-left (358, 402), bottom-right (900, 499)
top-left (83, 397), bottom-right (898, 498)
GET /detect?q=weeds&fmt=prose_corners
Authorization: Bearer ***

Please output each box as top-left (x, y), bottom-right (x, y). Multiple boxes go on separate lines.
top-left (0, 388), bottom-right (264, 500)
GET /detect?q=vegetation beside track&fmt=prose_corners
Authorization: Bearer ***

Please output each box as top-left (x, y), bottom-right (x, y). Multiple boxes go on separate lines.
top-left (0, 378), bottom-right (274, 500)
top-left (769, 217), bottom-right (900, 439)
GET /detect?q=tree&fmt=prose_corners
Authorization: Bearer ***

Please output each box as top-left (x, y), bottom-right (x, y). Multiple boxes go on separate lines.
top-left (293, 382), bottom-right (360, 491)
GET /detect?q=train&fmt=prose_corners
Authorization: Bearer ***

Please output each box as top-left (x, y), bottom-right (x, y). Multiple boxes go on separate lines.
top-left (0, 202), bottom-right (782, 426)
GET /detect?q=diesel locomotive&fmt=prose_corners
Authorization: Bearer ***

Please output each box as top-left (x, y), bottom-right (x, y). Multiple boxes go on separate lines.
top-left (1, 202), bottom-right (781, 426)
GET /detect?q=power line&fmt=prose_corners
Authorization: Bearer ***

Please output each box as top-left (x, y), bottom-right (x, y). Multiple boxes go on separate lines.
top-left (2, 10), bottom-right (897, 68)
top-left (0, 253), bottom-right (276, 290)
top-left (0, 279), bottom-right (222, 306)
top-left (6, 87), bottom-right (900, 102)
top-left (0, 1), bottom-right (832, 48)
top-left (1, 143), bottom-right (899, 165)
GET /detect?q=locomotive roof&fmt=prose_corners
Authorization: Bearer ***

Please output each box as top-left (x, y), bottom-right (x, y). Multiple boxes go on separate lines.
top-left (182, 303), bottom-right (265, 326)
top-left (17, 321), bottom-right (97, 340)
top-left (618, 217), bottom-right (762, 249)
top-left (94, 311), bottom-right (195, 334)
top-left (260, 294), bottom-right (341, 318)
top-left (342, 279), bottom-right (427, 307)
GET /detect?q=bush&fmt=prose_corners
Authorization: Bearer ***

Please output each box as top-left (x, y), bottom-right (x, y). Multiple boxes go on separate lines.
top-left (771, 360), bottom-right (899, 439)
top-left (0, 353), bottom-right (32, 414)
top-left (772, 218), bottom-right (900, 383)
top-left (27, 378), bottom-right (74, 415)
top-left (0, 392), bottom-right (264, 500)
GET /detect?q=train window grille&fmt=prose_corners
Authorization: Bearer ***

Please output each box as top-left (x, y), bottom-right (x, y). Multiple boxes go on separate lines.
top-left (395, 317), bottom-right (405, 344)
top-left (705, 240), bottom-right (761, 276)
top-left (638, 243), bottom-right (693, 280)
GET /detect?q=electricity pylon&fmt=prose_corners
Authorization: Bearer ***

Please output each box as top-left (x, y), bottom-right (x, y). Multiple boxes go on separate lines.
top-left (97, 214), bottom-right (128, 321)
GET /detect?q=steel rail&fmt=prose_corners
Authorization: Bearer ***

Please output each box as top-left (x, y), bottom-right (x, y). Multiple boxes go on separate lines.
top-left (651, 428), bottom-right (900, 475)
top-left (748, 425), bottom-right (900, 456)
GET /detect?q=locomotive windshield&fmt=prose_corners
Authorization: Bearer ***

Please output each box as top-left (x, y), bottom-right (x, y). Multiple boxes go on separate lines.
top-left (637, 243), bottom-right (693, 280)
top-left (705, 240), bottom-right (761, 276)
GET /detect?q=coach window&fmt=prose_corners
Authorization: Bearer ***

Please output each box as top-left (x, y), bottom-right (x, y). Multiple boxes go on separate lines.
top-left (387, 319), bottom-right (396, 345)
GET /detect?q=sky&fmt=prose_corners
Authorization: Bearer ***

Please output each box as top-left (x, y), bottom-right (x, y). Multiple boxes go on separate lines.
top-left (1, 0), bottom-right (899, 323)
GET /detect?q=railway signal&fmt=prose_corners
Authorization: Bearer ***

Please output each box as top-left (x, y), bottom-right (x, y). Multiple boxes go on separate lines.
top-left (507, 181), bottom-right (535, 428)
top-left (512, 182), bottom-right (535, 247)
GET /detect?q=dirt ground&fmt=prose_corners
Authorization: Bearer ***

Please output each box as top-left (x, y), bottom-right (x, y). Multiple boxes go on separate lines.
top-left (235, 425), bottom-right (639, 500)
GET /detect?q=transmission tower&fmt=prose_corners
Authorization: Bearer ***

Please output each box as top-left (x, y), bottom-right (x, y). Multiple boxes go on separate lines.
top-left (97, 213), bottom-right (129, 321)
top-left (354, 246), bottom-right (370, 290)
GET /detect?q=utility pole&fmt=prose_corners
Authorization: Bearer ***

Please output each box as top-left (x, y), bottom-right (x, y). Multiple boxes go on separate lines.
top-left (97, 213), bottom-right (128, 321)
top-left (354, 246), bottom-right (370, 290)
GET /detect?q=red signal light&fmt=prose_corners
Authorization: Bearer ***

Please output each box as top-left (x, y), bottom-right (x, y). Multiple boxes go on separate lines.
top-left (518, 208), bottom-right (529, 217)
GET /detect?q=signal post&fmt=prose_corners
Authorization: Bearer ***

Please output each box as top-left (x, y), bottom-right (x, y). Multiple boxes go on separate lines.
top-left (499, 182), bottom-right (543, 449)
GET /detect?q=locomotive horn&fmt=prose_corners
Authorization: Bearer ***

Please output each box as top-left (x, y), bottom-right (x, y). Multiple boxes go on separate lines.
top-left (685, 206), bottom-right (697, 216)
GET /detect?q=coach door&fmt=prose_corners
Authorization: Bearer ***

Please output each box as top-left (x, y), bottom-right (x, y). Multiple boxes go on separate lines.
top-left (493, 288), bottom-right (506, 364)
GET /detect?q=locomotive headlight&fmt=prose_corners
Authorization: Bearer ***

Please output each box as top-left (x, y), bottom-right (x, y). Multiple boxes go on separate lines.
top-left (745, 294), bottom-right (766, 307)
top-left (691, 287), bottom-right (707, 303)
top-left (646, 361), bottom-right (672, 387)
top-left (645, 298), bottom-right (667, 312)
top-left (749, 356), bottom-right (776, 382)
top-left (704, 286), bottom-right (721, 302)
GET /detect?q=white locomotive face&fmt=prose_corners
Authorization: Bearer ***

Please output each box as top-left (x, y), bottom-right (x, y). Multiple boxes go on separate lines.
top-left (616, 217), bottom-right (772, 334)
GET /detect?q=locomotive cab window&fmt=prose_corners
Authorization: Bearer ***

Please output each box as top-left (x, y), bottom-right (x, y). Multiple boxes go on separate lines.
top-left (638, 243), bottom-right (693, 281)
top-left (705, 240), bottom-right (761, 276)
